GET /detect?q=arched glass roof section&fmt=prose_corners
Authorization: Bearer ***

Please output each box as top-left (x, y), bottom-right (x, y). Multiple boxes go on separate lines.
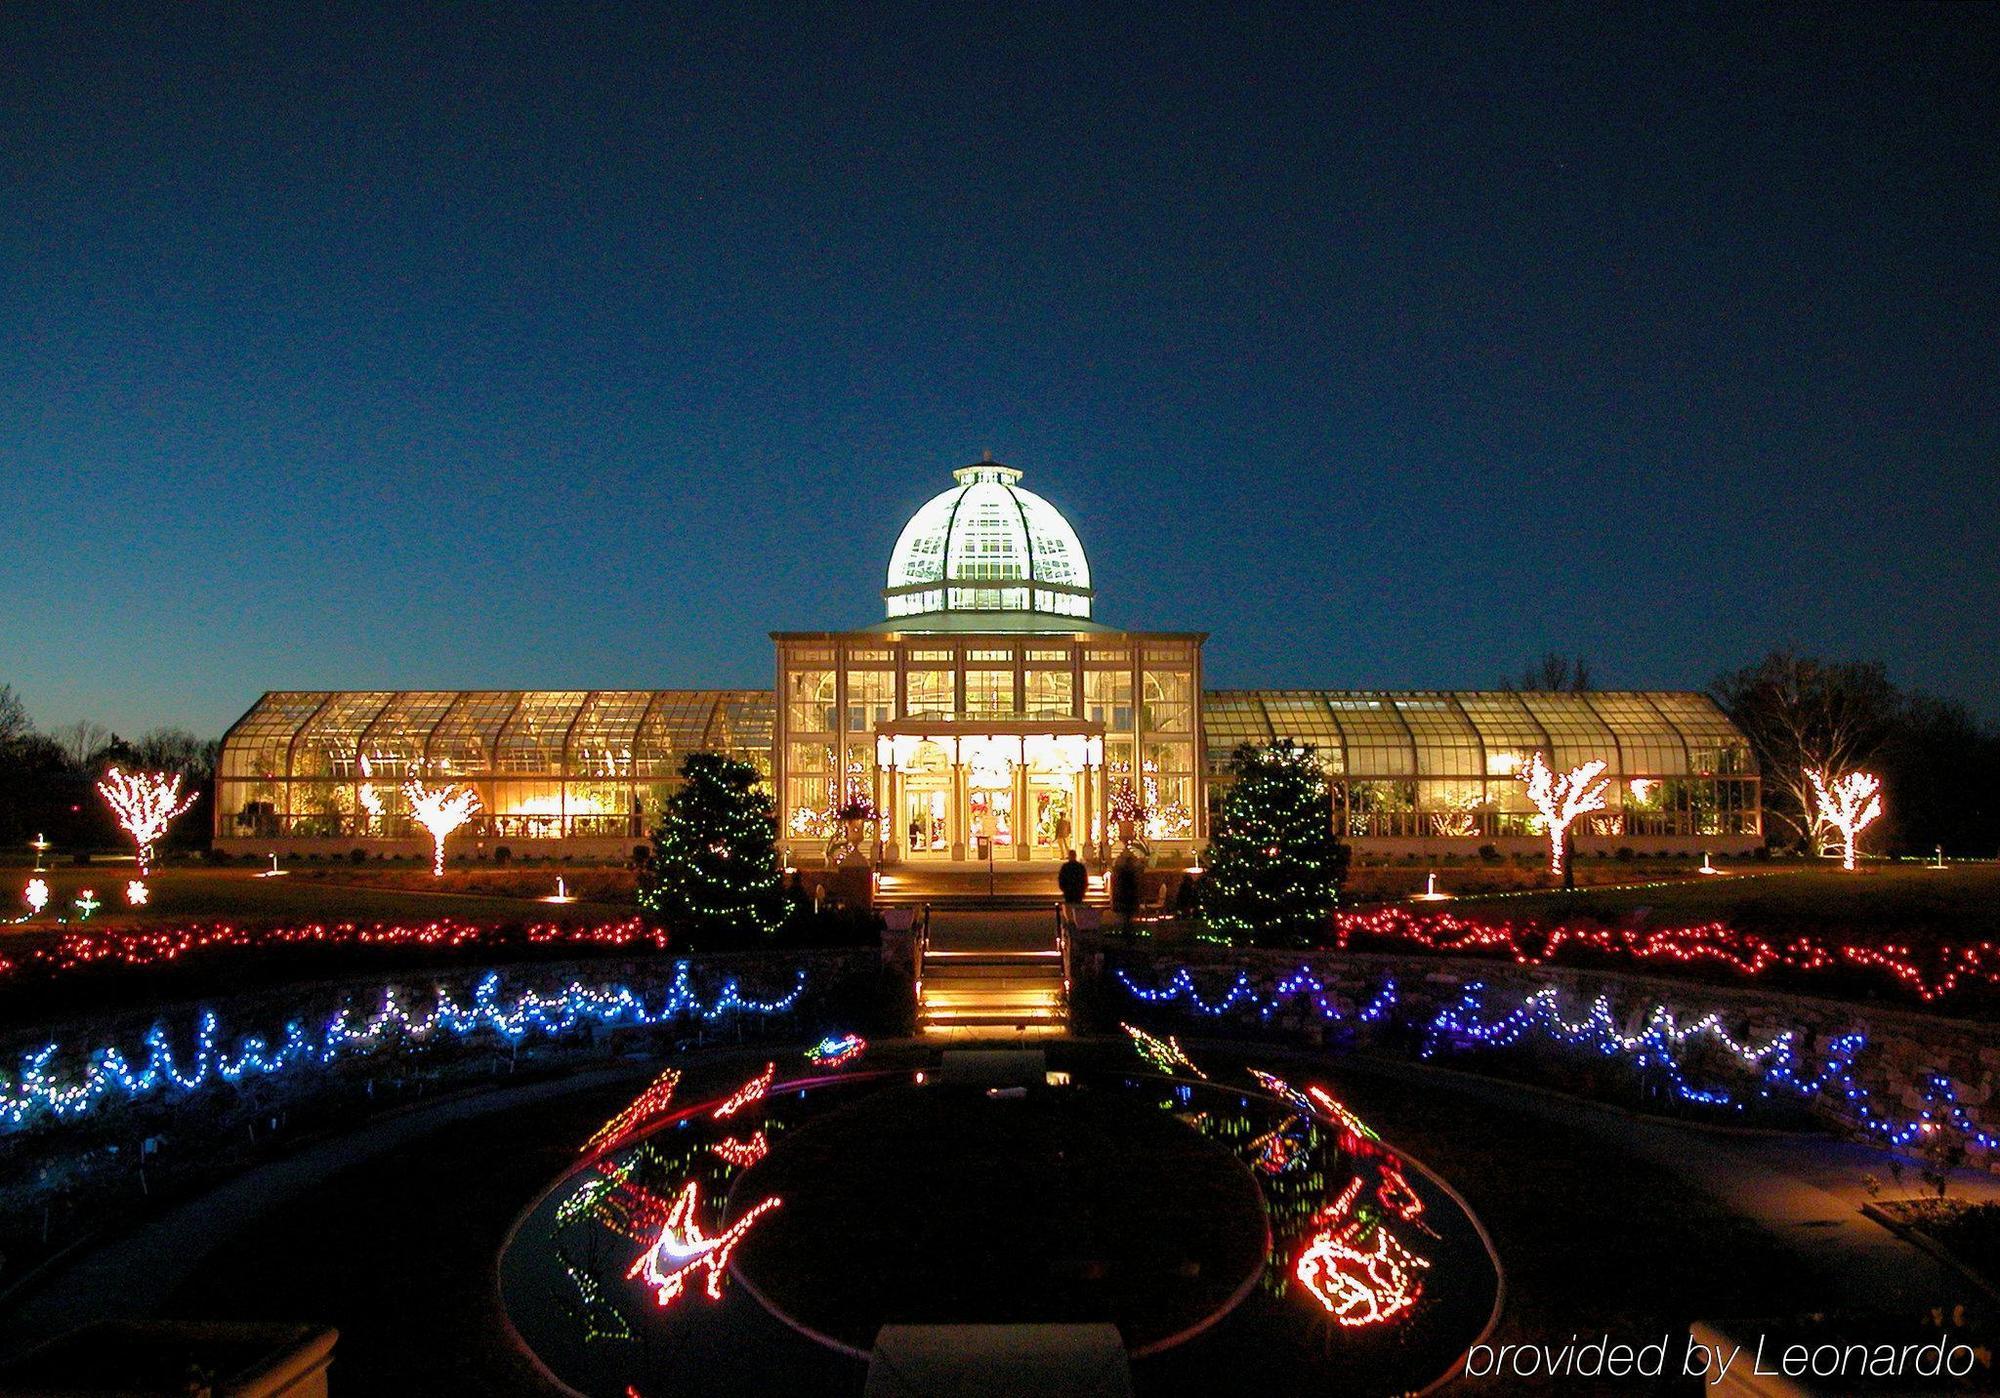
top-left (883, 458), bottom-right (1094, 622)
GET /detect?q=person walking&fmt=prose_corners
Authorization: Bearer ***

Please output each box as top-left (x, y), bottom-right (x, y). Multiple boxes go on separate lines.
top-left (1057, 848), bottom-right (1087, 905)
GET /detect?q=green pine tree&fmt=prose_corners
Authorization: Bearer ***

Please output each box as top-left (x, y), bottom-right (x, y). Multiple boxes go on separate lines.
top-left (1199, 741), bottom-right (1344, 947)
top-left (638, 752), bottom-right (786, 947)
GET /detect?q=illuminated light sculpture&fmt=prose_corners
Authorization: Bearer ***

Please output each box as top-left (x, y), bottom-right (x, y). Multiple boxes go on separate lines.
top-left (557, 1158), bottom-right (638, 1229)
top-left (710, 1131), bottom-right (770, 1168)
top-left (1517, 753), bottom-right (1608, 878)
top-left (357, 755), bottom-right (384, 833)
top-left (1375, 1159), bottom-right (1424, 1222)
top-left (1305, 1085), bottom-right (1380, 1142)
top-left (24, 879), bottom-right (49, 916)
top-left (582, 1068), bottom-right (682, 1155)
top-left (1120, 1022), bottom-right (1208, 1079)
top-left (712, 1061), bottom-right (775, 1119)
top-left (1295, 1218), bottom-right (1431, 1326)
top-left (125, 880), bottom-right (149, 907)
top-left (1809, 768), bottom-right (1883, 872)
top-left (625, 1179), bottom-right (783, 1307)
top-left (73, 890), bottom-right (100, 920)
top-left (804, 1033), bottom-right (866, 1068)
top-left (1247, 1067), bottom-right (1317, 1119)
top-left (404, 780), bottom-right (481, 876)
top-left (95, 768), bottom-right (198, 877)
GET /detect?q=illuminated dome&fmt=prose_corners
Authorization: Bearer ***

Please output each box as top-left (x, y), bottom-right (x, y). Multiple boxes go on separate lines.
top-left (883, 456), bottom-right (1094, 623)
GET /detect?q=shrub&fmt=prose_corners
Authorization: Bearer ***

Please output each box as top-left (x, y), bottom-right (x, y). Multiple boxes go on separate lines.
top-left (1478, 844), bottom-right (1500, 862)
top-left (494, 846), bottom-right (511, 864)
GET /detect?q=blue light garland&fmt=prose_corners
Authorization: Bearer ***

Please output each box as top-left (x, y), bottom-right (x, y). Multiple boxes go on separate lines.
top-left (1115, 964), bottom-right (1398, 1024)
top-left (1118, 961), bottom-right (1995, 1158)
top-left (0, 962), bottom-right (805, 1133)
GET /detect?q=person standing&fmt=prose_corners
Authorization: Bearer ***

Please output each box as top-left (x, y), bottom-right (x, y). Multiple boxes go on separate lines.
top-left (1111, 848), bottom-right (1141, 936)
top-left (1058, 848), bottom-right (1087, 905)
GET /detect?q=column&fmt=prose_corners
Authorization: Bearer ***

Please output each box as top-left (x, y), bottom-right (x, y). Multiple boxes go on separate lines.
top-left (1015, 755), bottom-right (1032, 861)
top-left (950, 761), bottom-right (966, 861)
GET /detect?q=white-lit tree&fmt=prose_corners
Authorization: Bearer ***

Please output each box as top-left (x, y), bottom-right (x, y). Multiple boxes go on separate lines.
top-left (1519, 752), bottom-right (1608, 879)
top-left (1808, 768), bottom-right (1882, 871)
top-left (96, 767), bottom-right (198, 877)
top-left (404, 780), bottom-right (481, 876)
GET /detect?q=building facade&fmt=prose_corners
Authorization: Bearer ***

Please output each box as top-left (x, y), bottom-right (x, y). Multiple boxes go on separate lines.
top-left (216, 458), bottom-right (1760, 863)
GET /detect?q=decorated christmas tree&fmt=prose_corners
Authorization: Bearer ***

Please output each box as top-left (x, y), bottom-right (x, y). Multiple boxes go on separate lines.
top-left (1199, 741), bottom-right (1345, 947)
top-left (639, 752), bottom-right (786, 947)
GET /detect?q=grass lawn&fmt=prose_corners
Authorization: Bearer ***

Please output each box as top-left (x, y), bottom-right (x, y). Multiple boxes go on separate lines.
top-left (1442, 863), bottom-right (2000, 942)
top-left (0, 863), bottom-right (635, 936)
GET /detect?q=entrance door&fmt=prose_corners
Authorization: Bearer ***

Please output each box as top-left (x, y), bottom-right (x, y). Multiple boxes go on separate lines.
top-left (1026, 779), bottom-right (1075, 858)
top-left (902, 783), bottom-right (949, 857)
top-left (967, 784), bottom-right (1012, 850)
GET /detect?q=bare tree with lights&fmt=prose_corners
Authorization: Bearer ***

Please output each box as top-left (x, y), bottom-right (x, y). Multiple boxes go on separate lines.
top-left (1809, 768), bottom-right (1883, 871)
top-left (1518, 752), bottom-right (1608, 882)
top-left (96, 767), bottom-right (198, 876)
top-left (404, 779), bottom-right (481, 876)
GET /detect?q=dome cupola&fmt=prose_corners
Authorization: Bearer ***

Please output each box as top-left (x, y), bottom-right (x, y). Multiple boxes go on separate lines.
top-left (883, 455), bottom-right (1094, 623)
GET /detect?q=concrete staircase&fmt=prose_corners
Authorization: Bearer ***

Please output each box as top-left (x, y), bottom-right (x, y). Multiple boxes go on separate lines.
top-left (918, 947), bottom-right (1068, 1037)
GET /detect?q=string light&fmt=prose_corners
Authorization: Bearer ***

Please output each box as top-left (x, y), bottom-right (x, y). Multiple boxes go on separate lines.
top-left (0, 917), bottom-right (674, 989)
top-left (1296, 1212), bottom-right (1431, 1326)
top-left (404, 780), bottom-right (481, 876)
top-left (95, 768), bottom-right (197, 877)
top-left (73, 890), bottom-right (99, 920)
top-left (0, 963), bottom-right (805, 1134)
top-left (582, 1068), bottom-right (682, 1155)
top-left (710, 1131), bottom-right (770, 1167)
top-left (803, 1033), bottom-right (866, 1068)
top-left (1518, 752), bottom-right (1608, 878)
top-left (1810, 768), bottom-right (1884, 872)
top-left (625, 1179), bottom-right (782, 1307)
top-left (24, 879), bottom-right (48, 916)
top-left (1123, 959), bottom-right (1989, 1156)
top-left (125, 880), bottom-right (149, 907)
top-left (1120, 1022), bottom-right (1208, 1078)
top-left (712, 1062), bottom-right (775, 1119)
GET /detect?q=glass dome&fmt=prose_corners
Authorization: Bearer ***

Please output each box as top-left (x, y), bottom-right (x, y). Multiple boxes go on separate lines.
top-left (883, 458), bottom-right (1094, 621)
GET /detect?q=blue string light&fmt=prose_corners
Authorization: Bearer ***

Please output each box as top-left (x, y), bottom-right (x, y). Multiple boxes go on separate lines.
top-left (1119, 961), bottom-right (1993, 1157)
top-left (0, 962), bottom-right (805, 1133)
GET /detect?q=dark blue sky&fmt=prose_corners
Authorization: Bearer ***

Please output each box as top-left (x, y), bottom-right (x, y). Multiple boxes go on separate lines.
top-left (4, 3), bottom-right (1996, 738)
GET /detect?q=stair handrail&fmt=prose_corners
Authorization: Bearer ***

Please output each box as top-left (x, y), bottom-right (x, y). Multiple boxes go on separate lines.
top-left (914, 903), bottom-right (931, 988)
top-left (1054, 899), bottom-right (1074, 1004)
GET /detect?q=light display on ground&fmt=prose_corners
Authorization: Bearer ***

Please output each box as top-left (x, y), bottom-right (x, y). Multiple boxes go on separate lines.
top-left (404, 779), bottom-right (482, 876)
top-left (803, 1033), bottom-right (866, 1067)
top-left (625, 1179), bottom-right (783, 1308)
top-left (0, 964), bottom-right (805, 1133)
top-left (1295, 1209), bottom-right (1432, 1326)
top-left (1120, 1022), bottom-right (1208, 1078)
top-left (1810, 768), bottom-right (1884, 871)
top-left (583, 1068), bottom-right (682, 1155)
top-left (1518, 752), bottom-right (1608, 878)
top-left (95, 768), bottom-right (198, 877)
top-left (712, 1062), bottom-right (775, 1119)
top-left (24, 879), bottom-right (48, 916)
top-left (709, 1131), bottom-right (770, 1167)
top-left (124, 880), bottom-right (148, 907)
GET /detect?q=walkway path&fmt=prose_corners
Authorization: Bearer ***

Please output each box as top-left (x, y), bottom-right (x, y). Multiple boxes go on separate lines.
top-left (0, 1066), bottom-right (647, 1361)
top-left (1338, 1054), bottom-right (2000, 1316)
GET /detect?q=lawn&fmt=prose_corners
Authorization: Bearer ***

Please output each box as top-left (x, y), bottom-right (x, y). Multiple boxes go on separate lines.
top-left (0, 862), bottom-right (635, 934)
top-left (1441, 863), bottom-right (2000, 943)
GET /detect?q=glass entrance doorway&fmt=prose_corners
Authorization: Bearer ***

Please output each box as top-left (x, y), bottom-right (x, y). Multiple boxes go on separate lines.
top-left (903, 783), bottom-right (949, 856)
top-left (968, 784), bottom-right (1012, 853)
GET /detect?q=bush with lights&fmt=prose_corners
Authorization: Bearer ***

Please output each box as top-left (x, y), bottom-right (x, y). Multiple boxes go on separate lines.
top-left (639, 753), bottom-right (786, 948)
top-left (1199, 741), bottom-right (1348, 947)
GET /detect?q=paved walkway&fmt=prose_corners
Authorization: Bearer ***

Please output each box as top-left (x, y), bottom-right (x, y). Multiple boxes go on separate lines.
top-left (1343, 1054), bottom-right (2000, 1315)
top-left (0, 1065), bottom-right (646, 1361)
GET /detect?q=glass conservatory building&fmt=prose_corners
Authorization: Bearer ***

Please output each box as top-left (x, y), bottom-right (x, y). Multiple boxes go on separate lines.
top-left (217, 457), bottom-right (1760, 863)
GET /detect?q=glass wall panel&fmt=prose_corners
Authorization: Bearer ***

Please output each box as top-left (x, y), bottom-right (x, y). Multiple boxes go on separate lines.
top-left (1025, 669), bottom-right (1074, 717)
top-left (427, 693), bottom-right (517, 774)
top-left (907, 669), bottom-right (954, 717)
top-left (1328, 698), bottom-right (1414, 777)
top-left (845, 670), bottom-right (896, 731)
top-left (965, 669), bottom-right (1014, 719)
top-left (497, 692), bottom-right (586, 775)
top-left (1394, 696), bottom-right (1482, 778)
top-left (1455, 693), bottom-right (1550, 779)
top-left (1516, 693), bottom-right (1620, 773)
top-left (785, 670), bottom-right (835, 735)
top-left (1142, 671), bottom-right (1191, 733)
top-left (568, 693), bottom-right (651, 778)
top-left (1085, 669), bottom-right (1132, 731)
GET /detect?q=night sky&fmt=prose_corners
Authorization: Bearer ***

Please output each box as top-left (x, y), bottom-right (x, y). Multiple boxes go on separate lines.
top-left (5, 3), bottom-right (1996, 738)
